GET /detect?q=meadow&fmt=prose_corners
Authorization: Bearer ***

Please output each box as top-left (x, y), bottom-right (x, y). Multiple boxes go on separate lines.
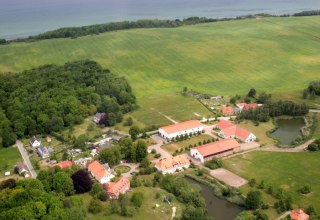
top-left (0, 16), bottom-right (320, 127)
top-left (224, 151), bottom-right (320, 211)
top-left (0, 147), bottom-right (21, 177)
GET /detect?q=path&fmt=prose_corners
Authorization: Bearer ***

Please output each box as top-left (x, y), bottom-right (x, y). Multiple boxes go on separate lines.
top-left (158, 112), bottom-right (178, 124)
top-left (113, 163), bottom-right (139, 178)
top-left (171, 206), bottom-right (176, 219)
top-left (260, 139), bottom-right (314, 152)
top-left (277, 211), bottom-right (290, 220)
top-left (309, 109), bottom-right (320, 113)
top-left (16, 140), bottom-right (37, 178)
top-left (149, 135), bottom-right (172, 162)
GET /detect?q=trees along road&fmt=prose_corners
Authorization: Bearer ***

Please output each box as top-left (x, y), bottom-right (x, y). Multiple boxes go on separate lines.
top-left (16, 140), bottom-right (37, 178)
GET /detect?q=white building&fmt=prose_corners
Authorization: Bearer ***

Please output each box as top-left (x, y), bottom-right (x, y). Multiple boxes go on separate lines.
top-left (216, 120), bottom-right (257, 143)
top-left (88, 160), bottom-right (114, 184)
top-left (155, 155), bottom-right (190, 175)
top-left (30, 136), bottom-right (41, 148)
top-left (159, 120), bottom-right (204, 141)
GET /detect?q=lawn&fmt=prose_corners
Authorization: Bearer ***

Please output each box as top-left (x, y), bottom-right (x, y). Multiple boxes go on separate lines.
top-left (114, 165), bottom-right (131, 174)
top-left (78, 186), bottom-right (185, 220)
top-left (1, 16), bottom-right (320, 127)
top-left (161, 134), bottom-right (214, 155)
top-left (0, 147), bottom-right (21, 177)
top-left (224, 151), bottom-right (320, 211)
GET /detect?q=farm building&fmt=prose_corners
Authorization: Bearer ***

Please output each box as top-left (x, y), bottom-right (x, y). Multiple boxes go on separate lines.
top-left (190, 139), bottom-right (240, 162)
top-left (158, 120), bottom-right (204, 141)
top-left (52, 160), bottom-right (73, 169)
top-left (221, 106), bottom-right (234, 116)
top-left (290, 209), bottom-right (309, 220)
top-left (234, 103), bottom-right (257, 113)
top-left (216, 120), bottom-right (256, 143)
top-left (15, 162), bottom-right (30, 178)
top-left (155, 155), bottom-right (190, 175)
top-left (105, 177), bottom-right (130, 199)
top-left (88, 160), bottom-right (114, 184)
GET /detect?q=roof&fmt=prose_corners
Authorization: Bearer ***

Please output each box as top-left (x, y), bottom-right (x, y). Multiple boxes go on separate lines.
top-left (52, 161), bottom-right (73, 169)
top-left (16, 162), bottom-right (27, 172)
top-left (107, 177), bottom-right (130, 195)
top-left (159, 120), bottom-right (203, 134)
top-left (217, 120), bottom-right (235, 129)
top-left (237, 103), bottom-right (257, 110)
top-left (217, 120), bottom-right (252, 140)
top-left (221, 106), bottom-right (234, 115)
top-left (290, 209), bottom-right (309, 220)
top-left (88, 160), bottom-right (111, 181)
top-left (30, 136), bottom-right (40, 144)
top-left (156, 155), bottom-right (190, 171)
top-left (38, 146), bottom-right (48, 152)
top-left (194, 139), bottom-right (240, 157)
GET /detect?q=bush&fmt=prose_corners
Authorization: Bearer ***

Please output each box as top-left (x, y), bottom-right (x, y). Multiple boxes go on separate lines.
top-left (131, 192), bottom-right (144, 208)
top-left (245, 191), bottom-right (262, 210)
top-left (99, 191), bottom-right (108, 201)
top-left (88, 199), bottom-right (103, 214)
top-left (154, 153), bottom-right (161, 159)
top-left (249, 178), bottom-right (256, 187)
top-left (204, 159), bottom-right (222, 170)
top-left (151, 149), bottom-right (156, 154)
top-left (299, 185), bottom-right (311, 194)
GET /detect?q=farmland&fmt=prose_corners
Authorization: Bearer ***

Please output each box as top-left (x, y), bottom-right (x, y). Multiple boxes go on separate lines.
top-left (0, 16), bottom-right (320, 127)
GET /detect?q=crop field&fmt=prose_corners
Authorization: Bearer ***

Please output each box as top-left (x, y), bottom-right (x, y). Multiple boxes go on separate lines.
top-left (224, 151), bottom-right (320, 210)
top-left (0, 16), bottom-right (320, 127)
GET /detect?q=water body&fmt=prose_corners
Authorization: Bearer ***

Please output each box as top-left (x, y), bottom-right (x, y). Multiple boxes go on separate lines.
top-left (270, 118), bottom-right (305, 145)
top-left (186, 177), bottom-right (243, 220)
top-left (1, 0), bottom-right (320, 39)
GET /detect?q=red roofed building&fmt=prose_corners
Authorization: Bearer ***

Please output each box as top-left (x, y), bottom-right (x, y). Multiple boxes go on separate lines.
top-left (221, 106), bottom-right (234, 116)
top-left (190, 139), bottom-right (240, 162)
top-left (106, 177), bottom-right (130, 199)
top-left (88, 160), bottom-right (114, 184)
top-left (155, 155), bottom-right (190, 175)
top-left (159, 120), bottom-right (204, 141)
top-left (290, 209), bottom-right (309, 220)
top-left (52, 160), bottom-right (73, 169)
top-left (235, 103), bottom-right (258, 113)
top-left (216, 120), bottom-right (256, 143)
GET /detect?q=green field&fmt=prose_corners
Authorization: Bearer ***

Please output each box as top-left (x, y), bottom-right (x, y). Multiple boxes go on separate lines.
top-left (0, 147), bottom-right (21, 177)
top-left (224, 151), bottom-right (320, 210)
top-left (1, 16), bottom-right (320, 127)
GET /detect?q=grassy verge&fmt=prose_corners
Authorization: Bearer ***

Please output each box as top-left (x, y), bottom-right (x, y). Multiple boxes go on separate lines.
top-left (0, 147), bottom-right (21, 177)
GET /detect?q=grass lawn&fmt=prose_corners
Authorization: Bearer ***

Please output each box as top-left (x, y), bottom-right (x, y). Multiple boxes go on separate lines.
top-left (311, 114), bottom-right (320, 139)
top-left (161, 134), bottom-right (214, 155)
top-left (224, 151), bottom-right (320, 211)
top-left (64, 118), bottom-right (104, 138)
top-left (77, 186), bottom-right (185, 220)
top-left (1, 16), bottom-right (320, 127)
top-left (114, 165), bottom-right (131, 174)
top-left (0, 147), bottom-right (21, 177)
top-left (239, 120), bottom-right (276, 146)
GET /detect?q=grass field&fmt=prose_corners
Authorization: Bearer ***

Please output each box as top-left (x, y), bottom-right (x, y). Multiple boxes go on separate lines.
top-left (224, 151), bottom-right (320, 211)
top-left (0, 16), bottom-right (320, 127)
top-left (0, 147), bottom-right (21, 177)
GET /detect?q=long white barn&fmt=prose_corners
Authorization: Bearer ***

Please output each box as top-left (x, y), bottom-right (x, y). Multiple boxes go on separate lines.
top-left (159, 120), bottom-right (204, 141)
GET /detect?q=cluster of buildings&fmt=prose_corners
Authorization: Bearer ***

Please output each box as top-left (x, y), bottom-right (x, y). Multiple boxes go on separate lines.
top-left (155, 155), bottom-right (190, 174)
top-left (30, 136), bottom-right (52, 159)
top-left (216, 120), bottom-right (256, 143)
top-left (221, 102), bottom-right (258, 116)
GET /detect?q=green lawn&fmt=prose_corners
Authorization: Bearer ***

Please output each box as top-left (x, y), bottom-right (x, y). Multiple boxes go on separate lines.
top-left (161, 134), bottom-right (214, 155)
top-left (0, 147), bottom-right (21, 177)
top-left (224, 151), bottom-right (320, 211)
top-left (0, 16), bottom-right (320, 127)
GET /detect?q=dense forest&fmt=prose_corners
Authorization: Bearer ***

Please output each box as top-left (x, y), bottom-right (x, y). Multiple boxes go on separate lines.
top-left (237, 101), bottom-right (309, 122)
top-left (0, 60), bottom-right (136, 147)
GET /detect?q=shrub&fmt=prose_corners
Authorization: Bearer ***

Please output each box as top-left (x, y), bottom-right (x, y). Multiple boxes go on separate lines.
top-left (88, 199), bottom-right (103, 214)
top-left (299, 185), bottom-right (311, 194)
top-left (154, 153), bottom-right (161, 159)
top-left (204, 159), bottom-right (222, 170)
top-left (151, 149), bottom-right (156, 154)
top-left (245, 191), bottom-right (262, 210)
top-left (249, 178), bottom-right (256, 187)
top-left (131, 192), bottom-right (144, 208)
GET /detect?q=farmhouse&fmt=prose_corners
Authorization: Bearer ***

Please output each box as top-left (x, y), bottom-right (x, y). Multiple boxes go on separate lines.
top-left (106, 177), bottom-right (130, 199)
top-left (155, 155), bottom-right (190, 175)
top-left (159, 120), bottom-right (204, 141)
top-left (37, 146), bottom-right (50, 159)
top-left (30, 136), bottom-right (41, 148)
top-left (190, 139), bottom-right (240, 162)
top-left (88, 160), bottom-right (114, 184)
top-left (216, 120), bottom-right (256, 143)
top-left (290, 209), bottom-right (309, 220)
top-left (15, 162), bottom-right (30, 178)
top-left (234, 103), bottom-right (257, 113)
top-left (221, 106), bottom-right (234, 116)
top-left (52, 160), bottom-right (73, 169)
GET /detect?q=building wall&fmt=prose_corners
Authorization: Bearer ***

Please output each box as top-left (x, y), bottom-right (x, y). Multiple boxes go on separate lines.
top-left (244, 133), bottom-right (256, 143)
top-left (190, 149), bottom-right (204, 163)
top-left (159, 126), bottom-right (204, 141)
top-left (155, 165), bottom-right (189, 175)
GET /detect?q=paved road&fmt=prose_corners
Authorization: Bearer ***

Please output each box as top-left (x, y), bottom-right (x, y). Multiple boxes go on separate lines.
top-left (148, 135), bottom-right (172, 162)
top-left (16, 140), bottom-right (37, 178)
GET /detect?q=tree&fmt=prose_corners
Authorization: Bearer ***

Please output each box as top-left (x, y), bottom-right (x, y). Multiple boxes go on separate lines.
top-left (88, 199), bottom-right (102, 214)
top-left (235, 211), bottom-right (256, 220)
top-left (53, 172), bottom-right (75, 196)
top-left (257, 92), bottom-right (271, 104)
top-left (99, 146), bottom-right (122, 166)
top-left (71, 169), bottom-right (92, 193)
top-left (123, 117), bottom-right (133, 126)
top-left (129, 126), bottom-right (140, 141)
top-left (0, 178), bottom-right (16, 189)
top-left (90, 182), bottom-right (104, 198)
top-left (135, 140), bottom-right (147, 162)
top-left (131, 192), bottom-right (144, 208)
top-left (140, 157), bottom-right (150, 169)
top-left (74, 134), bottom-right (88, 150)
top-left (245, 191), bottom-right (262, 210)
top-left (119, 194), bottom-right (129, 216)
top-left (247, 88), bottom-right (257, 98)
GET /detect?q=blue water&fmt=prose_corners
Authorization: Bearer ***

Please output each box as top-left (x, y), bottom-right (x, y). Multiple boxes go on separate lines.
top-left (1, 0), bottom-right (320, 39)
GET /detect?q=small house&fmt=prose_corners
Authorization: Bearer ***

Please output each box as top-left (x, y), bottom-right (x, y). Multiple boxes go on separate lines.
top-left (15, 162), bottom-right (30, 178)
top-left (106, 177), bottom-right (130, 199)
top-left (45, 136), bottom-right (52, 143)
top-left (234, 103), bottom-right (257, 114)
top-left (88, 160), bottom-right (114, 184)
top-left (221, 106), bottom-right (234, 116)
top-left (30, 136), bottom-right (41, 148)
top-left (290, 209), bottom-right (309, 220)
top-left (52, 161), bottom-right (73, 169)
top-left (38, 146), bottom-right (50, 159)
top-left (155, 155), bottom-right (190, 175)
top-left (216, 120), bottom-right (256, 143)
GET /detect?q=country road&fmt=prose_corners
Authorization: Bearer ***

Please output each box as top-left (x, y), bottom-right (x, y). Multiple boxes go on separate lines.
top-left (16, 140), bottom-right (37, 178)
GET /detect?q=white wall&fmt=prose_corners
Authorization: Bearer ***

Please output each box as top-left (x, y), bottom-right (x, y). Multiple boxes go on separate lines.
top-left (159, 126), bottom-right (204, 141)
top-left (190, 148), bottom-right (204, 163)
top-left (244, 133), bottom-right (256, 143)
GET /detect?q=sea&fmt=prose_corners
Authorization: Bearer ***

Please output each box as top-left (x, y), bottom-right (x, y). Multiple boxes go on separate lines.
top-left (1, 0), bottom-right (320, 39)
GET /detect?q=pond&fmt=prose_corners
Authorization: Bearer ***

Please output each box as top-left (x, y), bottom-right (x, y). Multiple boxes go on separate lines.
top-left (185, 177), bottom-right (243, 220)
top-left (270, 118), bottom-right (305, 145)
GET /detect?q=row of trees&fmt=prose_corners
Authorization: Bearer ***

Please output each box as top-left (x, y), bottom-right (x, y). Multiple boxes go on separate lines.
top-left (237, 101), bottom-right (309, 122)
top-left (0, 60), bottom-right (136, 147)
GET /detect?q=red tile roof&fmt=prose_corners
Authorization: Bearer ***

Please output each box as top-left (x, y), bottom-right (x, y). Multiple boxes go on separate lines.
top-left (88, 160), bottom-right (111, 181)
top-left (290, 209), bottom-right (309, 220)
top-left (156, 155), bottom-right (190, 171)
top-left (160, 120), bottom-right (203, 134)
top-left (221, 106), bottom-right (234, 115)
top-left (194, 139), bottom-right (240, 157)
top-left (52, 160), bottom-right (73, 169)
top-left (107, 177), bottom-right (130, 196)
top-left (237, 103), bottom-right (257, 110)
top-left (217, 120), bottom-right (252, 140)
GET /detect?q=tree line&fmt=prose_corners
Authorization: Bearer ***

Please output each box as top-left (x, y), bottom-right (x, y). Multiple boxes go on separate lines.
top-left (0, 60), bottom-right (136, 147)
top-left (237, 101), bottom-right (309, 122)
top-left (293, 10), bottom-right (320, 17)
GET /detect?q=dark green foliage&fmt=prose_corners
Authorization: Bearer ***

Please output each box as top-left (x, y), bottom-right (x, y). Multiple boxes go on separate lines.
top-left (308, 140), bottom-right (320, 151)
top-left (53, 171), bottom-right (75, 196)
top-left (294, 10), bottom-right (320, 16)
top-left (0, 178), bottom-right (16, 189)
top-left (299, 184), bottom-right (311, 194)
top-left (204, 159), bottom-right (223, 170)
top-left (302, 81), bottom-right (320, 98)
top-left (237, 101), bottom-right (309, 122)
top-left (131, 192), bottom-right (144, 208)
top-left (71, 169), bottom-right (92, 193)
top-left (0, 61), bottom-right (136, 146)
top-left (99, 146), bottom-right (122, 166)
top-left (245, 191), bottom-right (262, 210)
top-left (88, 199), bottom-right (102, 214)
top-left (129, 126), bottom-right (140, 141)
top-left (123, 117), bottom-right (133, 126)
top-left (0, 39), bottom-right (7, 45)
top-left (247, 88), bottom-right (257, 98)
top-left (274, 197), bottom-right (293, 213)
top-left (130, 176), bottom-right (141, 188)
top-left (90, 182), bottom-right (104, 198)
top-left (249, 178), bottom-right (256, 187)
top-left (257, 92), bottom-right (271, 104)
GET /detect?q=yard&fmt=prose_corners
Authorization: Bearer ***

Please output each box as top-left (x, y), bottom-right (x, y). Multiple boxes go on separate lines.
top-left (161, 134), bottom-right (214, 155)
top-left (114, 165), bottom-right (131, 174)
top-left (0, 147), bottom-right (21, 177)
top-left (224, 151), bottom-right (320, 212)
